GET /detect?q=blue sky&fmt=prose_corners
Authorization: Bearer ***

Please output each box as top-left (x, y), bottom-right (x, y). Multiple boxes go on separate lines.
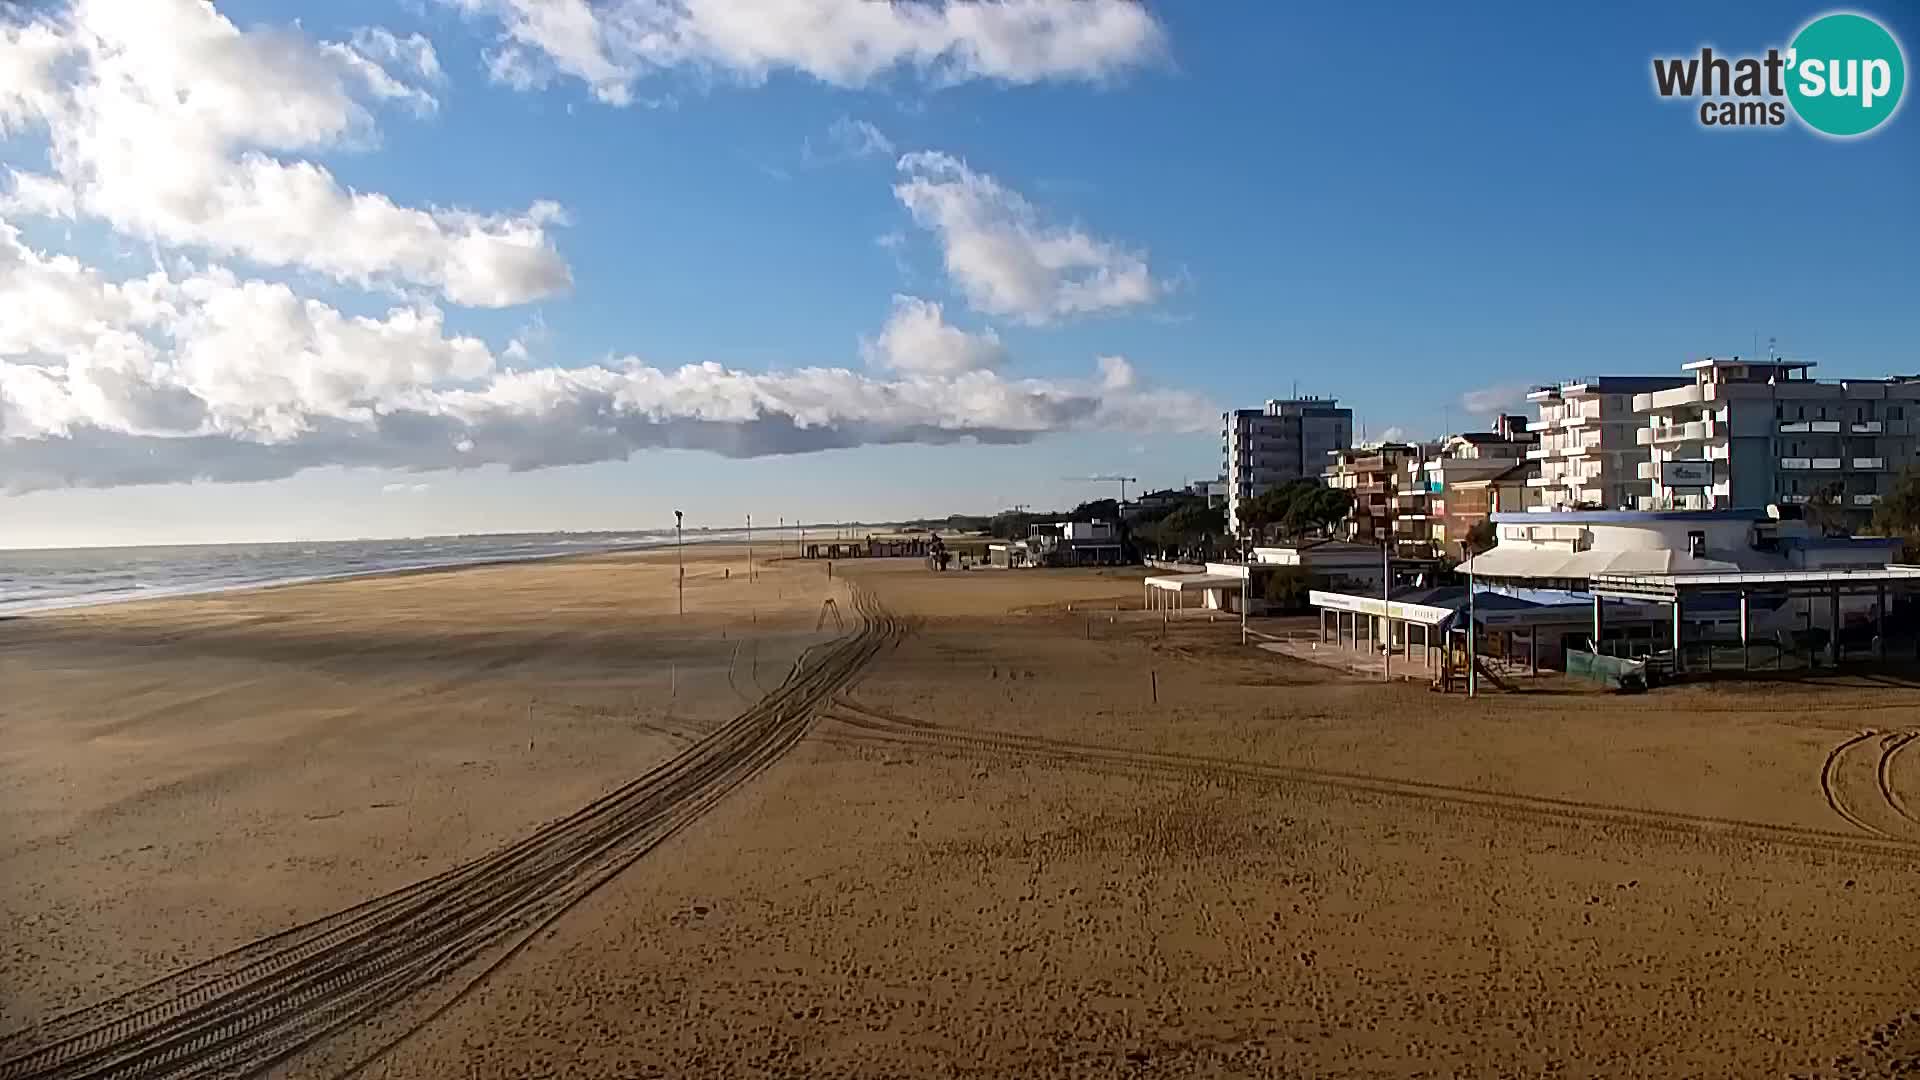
top-left (0, 0), bottom-right (1914, 546)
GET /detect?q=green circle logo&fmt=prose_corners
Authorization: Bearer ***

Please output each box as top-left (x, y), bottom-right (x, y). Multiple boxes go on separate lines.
top-left (1787, 12), bottom-right (1906, 136)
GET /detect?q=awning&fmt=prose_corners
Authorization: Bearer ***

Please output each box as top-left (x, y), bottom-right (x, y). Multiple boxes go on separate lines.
top-left (1146, 573), bottom-right (1241, 591)
top-left (1459, 545), bottom-right (1771, 580)
top-left (1590, 565), bottom-right (1920, 602)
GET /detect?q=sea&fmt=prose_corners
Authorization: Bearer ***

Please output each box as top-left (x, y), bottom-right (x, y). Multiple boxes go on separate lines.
top-left (0, 527), bottom-right (832, 617)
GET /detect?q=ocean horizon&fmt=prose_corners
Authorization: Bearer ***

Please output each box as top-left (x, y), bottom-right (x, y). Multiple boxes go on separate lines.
top-left (0, 524), bottom-right (877, 617)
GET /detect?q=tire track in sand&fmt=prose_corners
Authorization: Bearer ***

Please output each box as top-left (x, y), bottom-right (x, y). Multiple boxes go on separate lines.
top-left (1877, 731), bottom-right (1920, 830)
top-left (0, 588), bottom-right (906, 1080)
top-left (822, 698), bottom-right (1920, 864)
top-left (1821, 730), bottom-right (1920, 840)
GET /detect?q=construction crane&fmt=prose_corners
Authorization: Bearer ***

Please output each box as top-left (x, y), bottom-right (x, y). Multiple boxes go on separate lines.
top-left (1068, 474), bottom-right (1138, 510)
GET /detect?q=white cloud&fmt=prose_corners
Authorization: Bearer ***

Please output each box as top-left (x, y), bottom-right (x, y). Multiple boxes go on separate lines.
top-left (351, 27), bottom-right (447, 87)
top-left (893, 151), bottom-right (1162, 324)
top-left (443, 0), bottom-right (1165, 105)
top-left (1376, 426), bottom-right (1408, 444)
top-left (803, 116), bottom-right (895, 166)
top-left (382, 481), bottom-right (433, 494)
top-left (0, 227), bottom-right (1215, 492)
top-left (1460, 383), bottom-right (1528, 418)
top-left (0, 0), bottom-right (570, 308)
top-left (859, 295), bottom-right (1004, 376)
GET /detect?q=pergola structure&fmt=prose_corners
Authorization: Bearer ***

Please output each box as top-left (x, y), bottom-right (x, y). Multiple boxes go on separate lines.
top-left (1588, 566), bottom-right (1920, 670)
top-left (1143, 573), bottom-right (1241, 612)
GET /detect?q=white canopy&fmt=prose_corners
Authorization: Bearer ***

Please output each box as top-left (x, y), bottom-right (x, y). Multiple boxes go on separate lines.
top-left (1458, 546), bottom-right (1773, 582)
top-left (1145, 573), bottom-right (1241, 591)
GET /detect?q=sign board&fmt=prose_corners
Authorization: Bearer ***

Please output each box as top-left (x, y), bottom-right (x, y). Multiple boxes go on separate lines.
top-left (1660, 460), bottom-right (1713, 487)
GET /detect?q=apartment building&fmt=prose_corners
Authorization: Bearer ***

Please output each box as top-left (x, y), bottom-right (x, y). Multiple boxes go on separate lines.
top-left (1223, 397), bottom-right (1353, 534)
top-left (1420, 417), bottom-right (1539, 557)
top-left (1635, 356), bottom-right (1920, 518)
top-left (1526, 376), bottom-right (1688, 511)
top-left (1377, 416), bottom-right (1538, 558)
top-left (1324, 442), bottom-right (1423, 550)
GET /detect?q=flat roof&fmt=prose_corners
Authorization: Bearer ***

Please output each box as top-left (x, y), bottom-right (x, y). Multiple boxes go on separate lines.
top-left (1490, 508), bottom-right (1768, 524)
top-left (1146, 573), bottom-right (1241, 590)
top-left (1309, 586), bottom-right (1659, 629)
top-left (1590, 566), bottom-right (1920, 601)
top-left (1682, 356), bottom-right (1815, 371)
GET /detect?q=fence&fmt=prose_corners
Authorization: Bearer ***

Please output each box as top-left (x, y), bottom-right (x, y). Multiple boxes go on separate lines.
top-left (1565, 650), bottom-right (1649, 691)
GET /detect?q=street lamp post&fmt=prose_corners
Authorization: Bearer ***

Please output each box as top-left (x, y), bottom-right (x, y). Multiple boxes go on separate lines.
top-left (746, 513), bottom-right (754, 583)
top-left (1239, 531), bottom-right (1249, 646)
top-left (1467, 551), bottom-right (1478, 698)
top-left (674, 510), bottom-right (684, 617)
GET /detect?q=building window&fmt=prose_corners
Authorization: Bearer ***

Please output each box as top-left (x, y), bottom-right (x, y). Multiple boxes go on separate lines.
top-left (1894, 406), bottom-right (1905, 421)
top-left (1797, 405), bottom-right (1805, 419)
top-left (1776, 404), bottom-right (1784, 419)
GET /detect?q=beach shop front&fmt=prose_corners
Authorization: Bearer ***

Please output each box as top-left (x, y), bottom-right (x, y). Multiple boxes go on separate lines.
top-left (1307, 585), bottom-right (1650, 672)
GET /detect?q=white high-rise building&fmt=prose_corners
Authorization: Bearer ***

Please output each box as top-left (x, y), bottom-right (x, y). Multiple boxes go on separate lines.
top-left (1635, 357), bottom-right (1920, 519)
top-left (1222, 398), bottom-right (1352, 535)
top-left (1525, 377), bottom-right (1687, 511)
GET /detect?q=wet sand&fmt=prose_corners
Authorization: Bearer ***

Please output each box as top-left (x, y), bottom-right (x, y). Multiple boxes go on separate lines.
top-left (6, 556), bottom-right (1920, 1076)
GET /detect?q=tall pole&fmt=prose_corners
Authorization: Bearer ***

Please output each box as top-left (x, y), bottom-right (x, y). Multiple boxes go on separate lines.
top-left (1381, 538), bottom-right (1391, 681)
top-left (1467, 555), bottom-right (1477, 698)
top-left (674, 510), bottom-right (684, 617)
top-left (1239, 531), bottom-right (1249, 646)
top-left (1380, 462), bottom-right (1394, 682)
top-left (746, 513), bottom-right (754, 583)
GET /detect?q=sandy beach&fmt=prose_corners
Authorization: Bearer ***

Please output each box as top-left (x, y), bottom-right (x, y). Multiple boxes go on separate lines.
top-left (4, 553), bottom-right (1920, 1077)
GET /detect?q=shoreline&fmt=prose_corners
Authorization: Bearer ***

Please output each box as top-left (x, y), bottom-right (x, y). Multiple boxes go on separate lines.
top-left (0, 527), bottom-right (870, 619)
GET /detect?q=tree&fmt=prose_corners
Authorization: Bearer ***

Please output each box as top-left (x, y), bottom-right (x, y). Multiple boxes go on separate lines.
top-left (1463, 519), bottom-right (1497, 556)
top-left (1072, 498), bottom-right (1119, 522)
top-left (1160, 502), bottom-right (1224, 539)
top-left (1872, 467), bottom-right (1920, 560)
top-left (1804, 482), bottom-right (1852, 537)
top-left (1284, 485), bottom-right (1352, 538)
top-left (1154, 503), bottom-right (1225, 556)
top-left (1238, 481), bottom-right (1351, 544)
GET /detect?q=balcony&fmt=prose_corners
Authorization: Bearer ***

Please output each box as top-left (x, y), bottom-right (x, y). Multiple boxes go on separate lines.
top-left (1780, 457), bottom-right (1811, 470)
top-left (1852, 420), bottom-right (1884, 434)
top-left (1852, 457), bottom-right (1887, 470)
top-left (1783, 420), bottom-right (1842, 433)
top-left (1634, 383), bottom-right (1709, 412)
top-left (1638, 493), bottom-right (1710, 511)
top-left (1811, 457), bottom-right (1843, 470)
top-left (1853, 493), bottom-right (1882, 506)
top-left (1779, 493), bottom-right (1812, 505)
top-left (1642, 419), bottom-right (1715, 444)
top-left (1524, 475), bottom-right (1555, 487)
top-left (1525, 446), bottom-right (1552, 459)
